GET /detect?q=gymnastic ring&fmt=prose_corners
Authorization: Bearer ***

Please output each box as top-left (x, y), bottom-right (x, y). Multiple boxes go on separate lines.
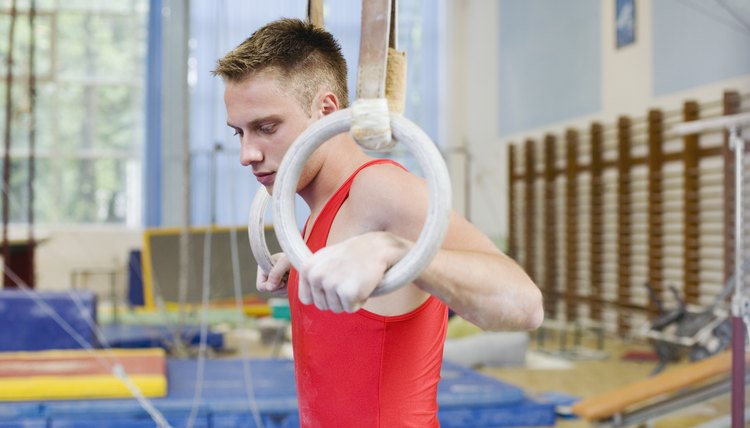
top-left (272, 107), bottom-right (452, 296)
top-left (247, 187), bottom-right (274, 275)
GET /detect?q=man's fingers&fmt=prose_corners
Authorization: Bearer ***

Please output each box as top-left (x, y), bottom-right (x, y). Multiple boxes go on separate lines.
top-left (339, 284), bottom-right (365, 313)
top-left (256, 268), bottom-right (269, 291)
top-left (298, 276), bottom-right (313, 305)
top-left (268, 264), bottom-right (289, 288)
top-left (258, 253), bottom-right (290, 292)
top-left (325, 288), bottom-right (345, 313)
top-left (310, 282), bottom-right (329, 311)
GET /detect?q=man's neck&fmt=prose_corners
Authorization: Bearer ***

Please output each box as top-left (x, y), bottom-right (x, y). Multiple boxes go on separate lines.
top-left (298, 135), bottom-right (371, 214)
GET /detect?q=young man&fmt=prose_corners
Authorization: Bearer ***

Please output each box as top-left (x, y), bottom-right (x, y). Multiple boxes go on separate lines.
top-left (215, 18), bottom-right (542, 427)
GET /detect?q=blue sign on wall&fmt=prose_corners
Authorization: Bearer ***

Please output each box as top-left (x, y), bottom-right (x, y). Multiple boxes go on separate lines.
top-left (616, 0), bottom-right (636, 48)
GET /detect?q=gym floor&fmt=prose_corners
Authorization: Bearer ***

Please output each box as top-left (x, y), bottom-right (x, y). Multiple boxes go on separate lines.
top-left (486, 333), bottom-right (732, 427)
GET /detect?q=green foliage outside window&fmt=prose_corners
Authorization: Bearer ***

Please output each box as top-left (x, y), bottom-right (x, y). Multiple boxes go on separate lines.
top-left (0, 0), bottom-right (147, 224)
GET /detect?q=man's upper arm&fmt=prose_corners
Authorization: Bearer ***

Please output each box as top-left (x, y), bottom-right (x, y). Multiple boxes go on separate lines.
top-left (349, 165), bottom-right (502, 256)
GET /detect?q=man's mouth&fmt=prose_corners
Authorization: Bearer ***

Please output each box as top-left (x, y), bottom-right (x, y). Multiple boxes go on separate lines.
top-left (254, 171), bottom-right (275, 186)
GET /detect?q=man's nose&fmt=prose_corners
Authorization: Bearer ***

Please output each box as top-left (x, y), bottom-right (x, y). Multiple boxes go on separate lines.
top-left (240, 138), bottom-right (263, 166)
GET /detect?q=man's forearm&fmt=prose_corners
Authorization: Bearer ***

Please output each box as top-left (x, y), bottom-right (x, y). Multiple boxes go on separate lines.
top-left (411, 248), bottom-right (544, 331)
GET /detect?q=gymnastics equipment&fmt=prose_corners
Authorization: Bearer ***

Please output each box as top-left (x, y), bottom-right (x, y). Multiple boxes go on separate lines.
top-left (273, 109), bottom-right (451, 296)
top-left (0, 348), bottom-right (166, 401)
top-left (141, 226), bottom-right (280, 307)
top-left (570, 350), bottom-right (749, 427)
top-left (248, 189), bottom-right (274, 275)
top-left (639, 259), bottom-right (749, 374)
top-left (507, 91), bottom-right (746, 335)
top-left (0, 289), bottom-right (96, 352)
top-left (0, 359), bottom-right (556, 427)
top-left (674, 110), bottom-right (750, 428)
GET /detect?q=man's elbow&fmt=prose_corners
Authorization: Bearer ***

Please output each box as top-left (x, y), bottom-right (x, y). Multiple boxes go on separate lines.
top-left (522, 286), bottom-right (544, 331)
top-left (478, 287), bottom-right (544, 332)
top-left (498, 286), bottom-right (543, 332)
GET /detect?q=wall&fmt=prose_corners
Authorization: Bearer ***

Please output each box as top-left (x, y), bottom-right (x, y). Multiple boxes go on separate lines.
top-left (447, 0), bottom-right (750, 243)
top-left (498, 0), bottom-right (602, 137)
top-left (33, 226), bottom-right (141, 299)
top-left (443, 0), bottom-right (505, 243)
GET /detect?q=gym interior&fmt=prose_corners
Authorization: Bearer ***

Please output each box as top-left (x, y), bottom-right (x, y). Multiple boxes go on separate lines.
top-left (0, 1), bottom-right (748, 427)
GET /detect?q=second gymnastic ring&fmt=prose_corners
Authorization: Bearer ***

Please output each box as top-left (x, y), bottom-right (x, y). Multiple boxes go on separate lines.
top-left (272, 107), bottom-right (451, 296)
top-left (247, 187), bottom-right (274, 275)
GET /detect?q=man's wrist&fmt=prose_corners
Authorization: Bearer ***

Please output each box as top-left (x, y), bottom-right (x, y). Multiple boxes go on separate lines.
top-left (376, 231), bottom-right (411, 269)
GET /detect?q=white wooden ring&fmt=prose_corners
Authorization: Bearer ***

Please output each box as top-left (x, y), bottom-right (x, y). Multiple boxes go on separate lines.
top-left (272, 108), bottom-right (451, 296)
top-left (247, 187), bottom-right (274, 275)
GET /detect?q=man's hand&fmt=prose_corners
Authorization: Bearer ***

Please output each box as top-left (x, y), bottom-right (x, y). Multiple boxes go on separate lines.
top-left (297, 232), bottom-right (406, 313)
top-left (257, 252), bottom-right (290, 294)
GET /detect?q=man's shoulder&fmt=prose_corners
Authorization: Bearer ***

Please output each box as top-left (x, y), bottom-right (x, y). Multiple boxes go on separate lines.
top-left (350, 161), bottom-right (420, 200)
top-left (346, 161), bottom-right (427, 227)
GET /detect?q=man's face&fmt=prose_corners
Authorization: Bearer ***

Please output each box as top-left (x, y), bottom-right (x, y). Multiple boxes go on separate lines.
top-left (224, 74), bottom-right (315, 194)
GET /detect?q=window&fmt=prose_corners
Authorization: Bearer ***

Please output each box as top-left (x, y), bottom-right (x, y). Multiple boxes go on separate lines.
top-left (0, 0), bottom-right (147, 225)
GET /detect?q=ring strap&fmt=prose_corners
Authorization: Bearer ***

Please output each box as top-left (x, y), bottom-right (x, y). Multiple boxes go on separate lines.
top-left (356, 0), bottom-right (392, 101)
top-left (357, 0), bottom-right (406, 114)
top-left (389, 0), bottom-right (397, 50)
top-left (307, 0), bottom-right (324, 28)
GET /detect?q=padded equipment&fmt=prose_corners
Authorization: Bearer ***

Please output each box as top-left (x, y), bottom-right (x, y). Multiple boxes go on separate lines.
top-left (0, 290), bottom-right (96, 352)
top-left (0, 348), bottom-right (167, 401)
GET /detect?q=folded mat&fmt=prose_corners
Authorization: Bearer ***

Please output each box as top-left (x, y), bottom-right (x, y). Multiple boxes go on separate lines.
top-left (0, 348), bottom-right (166, 401)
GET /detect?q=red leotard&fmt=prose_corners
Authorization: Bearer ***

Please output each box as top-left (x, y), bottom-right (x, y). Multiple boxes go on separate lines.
top-left (287, 159), bottom-right (448, 427)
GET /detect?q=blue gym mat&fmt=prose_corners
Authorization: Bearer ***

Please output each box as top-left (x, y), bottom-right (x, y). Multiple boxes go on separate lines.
top-left (0, 359), bottom-right (555, 427)
top-left (0, 290), bottom-right (97, 352)
top-left (0, 291), bottom-right (227, 353)
top-left (100, 324), bottom-right (224, 350)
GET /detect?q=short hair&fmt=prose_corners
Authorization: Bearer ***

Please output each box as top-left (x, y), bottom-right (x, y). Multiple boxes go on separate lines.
top-left (213, 18), bottom-right (349, 110)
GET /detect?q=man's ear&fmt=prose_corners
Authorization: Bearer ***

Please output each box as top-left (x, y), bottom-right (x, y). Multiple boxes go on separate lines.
top-left (316, 92), bottom-right (340, 117)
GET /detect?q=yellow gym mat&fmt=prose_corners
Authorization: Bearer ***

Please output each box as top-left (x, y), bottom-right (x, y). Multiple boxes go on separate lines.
top-left (0, 348), bottom-right (167, 401)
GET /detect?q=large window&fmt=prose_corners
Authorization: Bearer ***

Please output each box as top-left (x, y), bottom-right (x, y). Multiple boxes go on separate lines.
top-left (0, 0), bottom-right (147, 225)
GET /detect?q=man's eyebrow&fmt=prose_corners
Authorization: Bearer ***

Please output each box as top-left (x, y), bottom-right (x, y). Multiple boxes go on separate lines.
top-left (227, 116), bottom-right (280, 130)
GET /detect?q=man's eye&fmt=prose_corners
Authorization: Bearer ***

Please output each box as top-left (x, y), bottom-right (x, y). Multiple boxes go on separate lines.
top-left (259, 124), bottom-right (276, 134)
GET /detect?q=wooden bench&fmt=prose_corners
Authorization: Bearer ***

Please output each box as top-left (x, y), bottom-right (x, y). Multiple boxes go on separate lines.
top-left (570, 350), bottom-right (746, 426)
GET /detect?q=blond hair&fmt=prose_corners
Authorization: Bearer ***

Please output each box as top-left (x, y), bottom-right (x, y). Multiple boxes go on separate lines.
top-left (213, 18), bottom-right (349, 110)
